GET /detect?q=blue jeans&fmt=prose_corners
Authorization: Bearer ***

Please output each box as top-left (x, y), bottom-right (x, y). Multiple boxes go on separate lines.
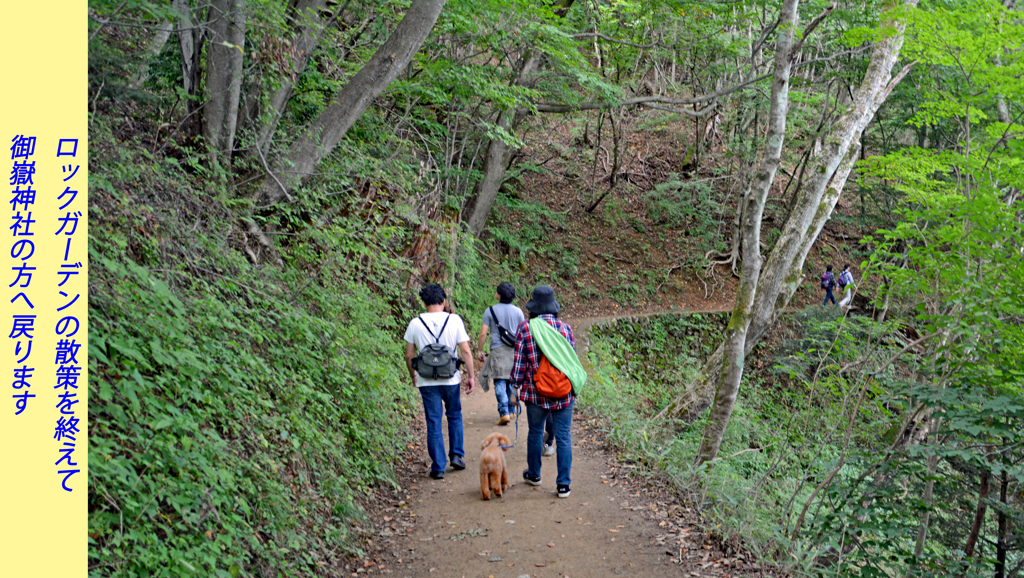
top-left (494, 379), bottom-right (516, 417)
top-left (419, 384), bottom-right (464, 474)
top-left (525, 400), bottom-right (573, 486)
top-left (823, 287), bottom-right (836, 306)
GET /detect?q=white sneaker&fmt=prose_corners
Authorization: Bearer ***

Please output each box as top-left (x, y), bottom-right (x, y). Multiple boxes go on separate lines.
top-left (543, 444), bottom-right (555, 457)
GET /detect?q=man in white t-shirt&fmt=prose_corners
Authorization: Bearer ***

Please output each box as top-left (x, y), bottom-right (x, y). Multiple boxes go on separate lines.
top-left (837, 263), bottom-right (857, 310)
top-left (404, 284), bottom-right (475, 480)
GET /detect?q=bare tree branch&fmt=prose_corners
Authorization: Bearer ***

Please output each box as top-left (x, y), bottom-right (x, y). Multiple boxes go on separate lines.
top-left (571, 32), bottom-right (660, 49)
top-left (534, 73), bottom-right (770, 112)
top-left (640, 101), bottom-right (720, 117)
top-left (791, 3), bottom-right (836, 55)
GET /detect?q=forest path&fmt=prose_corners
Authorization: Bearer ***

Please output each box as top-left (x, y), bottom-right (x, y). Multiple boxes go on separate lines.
top-left (381, 307), bottom-right (753, 578)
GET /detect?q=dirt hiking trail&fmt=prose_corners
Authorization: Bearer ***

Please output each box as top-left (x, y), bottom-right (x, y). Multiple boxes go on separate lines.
top-left (360, 309), bottom-right (778, 578)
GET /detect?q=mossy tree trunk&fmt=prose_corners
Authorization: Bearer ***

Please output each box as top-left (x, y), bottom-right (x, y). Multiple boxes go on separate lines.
top-left (256, 0), bottom-right (448, 205)
top-left (696, 0), bottom-right (799, 465)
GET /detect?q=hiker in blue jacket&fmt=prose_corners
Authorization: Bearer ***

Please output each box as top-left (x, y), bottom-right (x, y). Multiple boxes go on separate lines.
top-left (821, 265), bottom-right (837, 306)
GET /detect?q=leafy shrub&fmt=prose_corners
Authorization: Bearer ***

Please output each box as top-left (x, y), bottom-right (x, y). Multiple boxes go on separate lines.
top-left (643, 175), bottom-right (725, 263)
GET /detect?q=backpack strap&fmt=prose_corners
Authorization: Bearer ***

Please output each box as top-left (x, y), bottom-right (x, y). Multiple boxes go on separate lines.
top-left (418, 313), bottom-right (451, 344)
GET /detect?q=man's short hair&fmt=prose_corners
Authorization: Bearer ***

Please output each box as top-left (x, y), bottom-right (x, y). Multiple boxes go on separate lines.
top-left (420, 284), bottom-right (446, 306)
top-left (843, 263), bottom-right (850, 270)
top-left (826, 265), bottom-right (833, 272)
top-left (496, 282), bottom-right (515, 304)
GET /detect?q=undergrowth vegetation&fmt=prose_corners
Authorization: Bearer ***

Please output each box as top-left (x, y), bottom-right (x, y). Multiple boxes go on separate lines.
top-left (89, 119), bottom-right (414, 576)
top-left (84, 0), bottom-right (1023, 574)
top-left (585, 304), bottom-right (1024, 576)
top-left (585, 312), bottom-right (867, 563)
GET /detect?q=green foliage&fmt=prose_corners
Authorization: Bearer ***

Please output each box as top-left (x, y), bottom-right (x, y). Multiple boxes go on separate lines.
top-left (88, 118), bottom-right (420, 577)
top-left (489, 193), bottom-right (566, 268)
top-left (643, 176), bottom-right (725, 265)
top-left (794, 4), bottom-right (1024, 569)
top-left (86, 0), bottom-right (1024, 575)
top-left (583, 314), bottom-right (731, 475)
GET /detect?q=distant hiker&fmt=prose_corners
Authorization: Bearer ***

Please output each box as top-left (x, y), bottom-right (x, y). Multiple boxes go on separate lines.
top-left (837, 263), bottom-right (857, 309)
top-left (821, 265), bottom-right (837, 306)
top-left (477, 282), bottom-right (526, 426)
top-left (404, 284), bottom-right (475, 480)
top-left (512, 286), bottom-right (587, 499)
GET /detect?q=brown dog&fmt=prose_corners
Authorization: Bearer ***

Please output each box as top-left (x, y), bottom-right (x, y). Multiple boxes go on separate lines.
top-left (480, 432), bottom-right (511, 500)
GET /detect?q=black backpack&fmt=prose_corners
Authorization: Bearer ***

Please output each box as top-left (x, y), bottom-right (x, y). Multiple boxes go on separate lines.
top-left (411, 314), bottom-right (463, 380)
top-left (488, 306), bottom-right (517, 348)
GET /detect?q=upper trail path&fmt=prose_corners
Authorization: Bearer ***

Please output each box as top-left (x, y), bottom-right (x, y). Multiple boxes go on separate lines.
top-left (370, 306), bottom-right (771, 578)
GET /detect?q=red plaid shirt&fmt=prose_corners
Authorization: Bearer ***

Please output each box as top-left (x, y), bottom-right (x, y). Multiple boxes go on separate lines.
top-left (511, 314), bottom-right (576, 410)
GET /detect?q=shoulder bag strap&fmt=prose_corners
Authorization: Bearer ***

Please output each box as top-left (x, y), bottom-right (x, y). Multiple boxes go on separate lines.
top-left (488, 306), bottom-right (507, 333)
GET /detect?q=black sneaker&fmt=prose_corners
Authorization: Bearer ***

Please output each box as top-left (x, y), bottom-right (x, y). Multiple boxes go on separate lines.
top-left (429, 471), bottom-right (444, 480)
top-left (522, 470), bottom-right (542, 486)
top-left (557, 484), bottom-right (571, 498)
top-left (450, 455), bottom-right (466, 470)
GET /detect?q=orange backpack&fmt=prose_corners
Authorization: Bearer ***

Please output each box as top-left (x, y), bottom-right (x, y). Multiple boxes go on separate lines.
top-left (534, 355), bottom-right (572, 399)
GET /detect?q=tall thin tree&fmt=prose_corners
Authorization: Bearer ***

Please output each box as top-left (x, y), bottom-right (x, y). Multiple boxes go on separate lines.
top-left (697, 0), bottom-right (800, 464)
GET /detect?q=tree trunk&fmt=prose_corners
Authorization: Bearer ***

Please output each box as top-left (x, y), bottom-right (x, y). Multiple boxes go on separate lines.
top-left (963, 468), bottom-right (991, 558)
top-left (172, 0), bottom-right (202, 132)
top-left (464, 52), bottom-right (543, 235)
top-left (255, 0), bottom-right (332, 151)
top-left (696, 0), bottom-right (799, 465)
top-left (460, 47), bottom-right (548, 234)
top-left (912, 452), bottom-right (939, 559)
top-left (129, 19), bottom-right (173, 89)
top-left (657, 0), bottom-right (917, 424)
top-left (204, 0), bottom-right (247, 167)
top-left (463, 0), bottom-right (578, 235)
top-left (257, 0), bottom-right (448, 205)
top-left (996, 470), bottom-right (1008, 578)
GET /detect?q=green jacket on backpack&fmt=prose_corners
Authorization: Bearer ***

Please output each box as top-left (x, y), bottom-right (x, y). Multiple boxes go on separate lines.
top-left (529, 317), bottom-right (587, 394)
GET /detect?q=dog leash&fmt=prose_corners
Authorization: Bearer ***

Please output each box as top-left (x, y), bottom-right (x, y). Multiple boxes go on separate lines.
top-left (499, 389), bottom-right (521, 450)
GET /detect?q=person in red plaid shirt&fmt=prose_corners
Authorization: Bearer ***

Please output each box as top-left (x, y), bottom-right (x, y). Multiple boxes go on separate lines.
top-left (511, 285), bottom-right (576, 498)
